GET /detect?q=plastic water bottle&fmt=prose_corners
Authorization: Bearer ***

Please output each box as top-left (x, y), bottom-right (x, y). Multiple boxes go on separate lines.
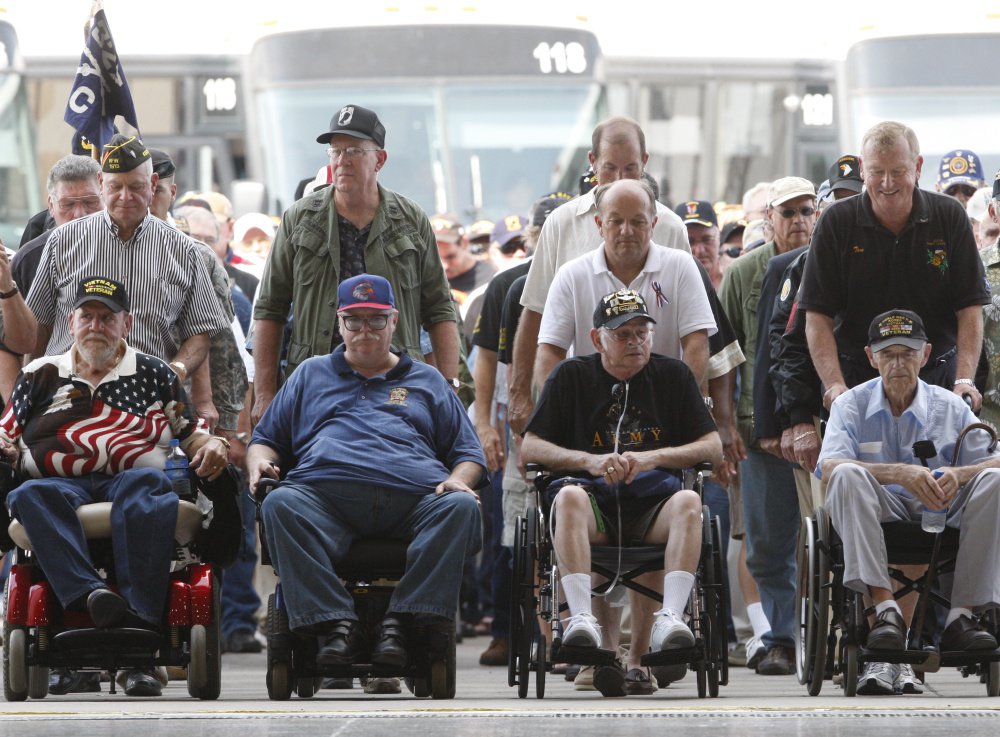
top-left (921, 469), bottom-right (947, 533)
top-left (165, 438), bottom-right (192, 500)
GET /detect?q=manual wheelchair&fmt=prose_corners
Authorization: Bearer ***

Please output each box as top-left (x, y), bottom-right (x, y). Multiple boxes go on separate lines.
top-left (508, 463), bottom-right (728, 699)
top-left (254, 477), bottom-right (458, 701)
top-left (2, 465), bottom-right (242, 701)
top-left (797, 505), bottom-right (1000, 697)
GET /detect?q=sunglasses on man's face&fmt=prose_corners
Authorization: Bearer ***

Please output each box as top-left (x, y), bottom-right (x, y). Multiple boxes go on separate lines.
top-left (773, 206), bottom-right (816, 219)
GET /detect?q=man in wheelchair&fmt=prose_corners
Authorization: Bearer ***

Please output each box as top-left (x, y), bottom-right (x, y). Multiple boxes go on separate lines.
top-left (521, 289), bottom-right (723, 695)
top-left (819, 309), bottom-right (1000, 692)
top-left (1, 277), bottom-right (229, 697)
top-left (247, 274), bottom-right (484, 680)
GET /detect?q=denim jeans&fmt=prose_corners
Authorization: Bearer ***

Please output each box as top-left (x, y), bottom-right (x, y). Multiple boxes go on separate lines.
top-left (261, 479), bottom-right (482, 632)
top-left (741, 449), bottom-right (799, 648)
top-left (220, 489), bottom-right (262, 638)
top-left (7, 469), bottom-right (178, 624)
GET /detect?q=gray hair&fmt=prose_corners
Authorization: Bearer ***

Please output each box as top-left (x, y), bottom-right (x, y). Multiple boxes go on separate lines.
top-left (861, 121), bottom-right (920, 161)
top-left (46, 155), bottom-right (101, 196)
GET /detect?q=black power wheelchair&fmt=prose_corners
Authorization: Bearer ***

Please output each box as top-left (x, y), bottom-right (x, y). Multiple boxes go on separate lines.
top-left (508, 462), bottom-right (728, 698)
top-left (2, 464), bottom-right (242, 701)
top-left (796, 422), bottom-right (1000, 697)
top-left (254, 477), bottom-right (459, 700)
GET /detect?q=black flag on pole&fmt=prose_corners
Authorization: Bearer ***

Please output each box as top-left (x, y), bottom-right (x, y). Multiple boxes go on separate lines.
top-left (63, 5), bottom-right (139, 157)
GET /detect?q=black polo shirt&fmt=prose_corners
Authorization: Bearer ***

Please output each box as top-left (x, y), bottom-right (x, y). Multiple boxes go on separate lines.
top-left (798, 188), bottom-right (988, 365)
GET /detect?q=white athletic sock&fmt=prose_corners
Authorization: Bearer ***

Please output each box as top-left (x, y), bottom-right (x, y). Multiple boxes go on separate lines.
top-left (874, 599), bottom-right (902, 617)
top-left (747, 602), bottom-right (770, 639)
top-left (561, 573), bottom-right (593, 619)
top-left (656, 571), bottom-right (696, 616)
top-left (945, 607), bottom-right (973, 629)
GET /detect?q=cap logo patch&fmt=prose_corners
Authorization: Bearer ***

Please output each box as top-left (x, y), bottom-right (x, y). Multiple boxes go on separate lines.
top-left (840, 162), bottom-right (854, 177)
top-left (352, 281), bottom-right (375, 301)
top-left (338, 106), bottom-right (354, 126)
top-left (949, 156), bottom-right (969, 175)
top-left (878, 314), bottom-right (914, 339)
top-left (685, 201), bottom-right (698, 216)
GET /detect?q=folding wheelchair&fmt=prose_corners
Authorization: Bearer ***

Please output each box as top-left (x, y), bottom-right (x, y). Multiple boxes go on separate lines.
top-left (255, 477), bottom-right (458, 701)
top-left (2, 465), bottom-right (242, 701)
top-left (509, 463), bottom-right (728, 699)
top-left (796, 505), bottom-right (1000, 696)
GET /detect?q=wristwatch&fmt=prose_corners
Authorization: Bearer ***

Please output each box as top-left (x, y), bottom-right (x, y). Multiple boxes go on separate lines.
top-left (169, 361), bottom-right (188, 380)
top-left (0, 282), bottom-right (18, 299)
top-left (703, 396), bottom-right (715, 410)
top-left (448, 377), bottom-right (461, 390)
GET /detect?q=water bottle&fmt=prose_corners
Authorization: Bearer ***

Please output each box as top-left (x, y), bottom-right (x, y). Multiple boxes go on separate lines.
top-left (165, 438), bottom-right (192, 500)
top-left (921, 469), bottom-right (947, 533)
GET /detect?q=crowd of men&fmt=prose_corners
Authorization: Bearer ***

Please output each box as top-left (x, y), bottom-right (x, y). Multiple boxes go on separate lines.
top-left (2, 103), bottom-right (1000, 700)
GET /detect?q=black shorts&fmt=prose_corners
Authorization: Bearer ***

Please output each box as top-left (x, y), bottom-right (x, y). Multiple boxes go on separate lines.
top-left (547, 479), bottom-right (676, 547)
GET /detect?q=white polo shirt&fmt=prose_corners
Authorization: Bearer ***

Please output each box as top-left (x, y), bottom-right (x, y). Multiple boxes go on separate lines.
top-left (538, 242), bottom-right (717, 359)
top-left (520, 191), bottom-right (689, 314)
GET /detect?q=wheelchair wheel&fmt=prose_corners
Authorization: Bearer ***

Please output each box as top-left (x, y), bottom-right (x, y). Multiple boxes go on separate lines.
top-left (700, 509), bottom-right (723, 698)
top-left (266, 594), bottom-right (294, 701)
top-left (695, 660), bottom-right (707, 698)
top-left (429, 619), bottom-right (457, 700)
top-left (187, 573), bottom-right (222, 700)
top-left (512, 504), bottom-right (538, 699)
top-left (842, 643), bottom-right (858, 697)
top-left (296, 676), bottom-right (318, 698)
top-left (796, 510), bottom-right (830, 696)
top-left (534, 633), bottom-right (546, 699)
top-left (3, 625), bottom-right (28, 701)
top-left (507, 515), bottom-right (524, 689)
top-left (27, 664), bottom-right (48, 700)
top-left (987, 661), bottom-right (1000, 697)
top-left (711, 516), bottom-right (729, 688)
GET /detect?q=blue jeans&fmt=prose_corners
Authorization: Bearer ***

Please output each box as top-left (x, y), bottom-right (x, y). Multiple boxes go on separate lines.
top-left (261, 479), bottom-right (482, 632)
top-left (487, 469), bottom-right (511, 638)
top-left (220, 489), bottom-right (262, 638)
top-left (7, 469), bottom-right (178, 624)
top-left (741, 449), bottom-right (799, 649)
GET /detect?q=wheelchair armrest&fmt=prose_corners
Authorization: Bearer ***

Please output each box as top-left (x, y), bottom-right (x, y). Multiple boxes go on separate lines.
top-left (255, 476), bottom-right (281, 504)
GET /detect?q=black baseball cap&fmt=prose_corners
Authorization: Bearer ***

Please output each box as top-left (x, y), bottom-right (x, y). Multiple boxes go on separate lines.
top-left (593, 289), bottom-right (657, 330)
top-left (316, 104), bottom-right (386, 148)
top-left (868, 309), bottom-right (928, 352)
top-left (149, 148), bottom-right (176, 179)
top-left (73, 277), bottom-right (130, 313)
top-left (827, 154), bottom-right (863, 194)
top-left (101, 134), bottom-right (150, 174)
top-left (674, 200), bottom-right (718, 228)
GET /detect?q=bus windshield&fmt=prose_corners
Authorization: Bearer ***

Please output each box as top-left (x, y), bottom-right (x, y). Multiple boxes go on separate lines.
top-left (256, 81), bottom-right (601, 220)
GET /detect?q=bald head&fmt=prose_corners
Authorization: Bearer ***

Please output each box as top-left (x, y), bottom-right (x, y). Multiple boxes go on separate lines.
top-left (594, 179), bottom-right (657, 219)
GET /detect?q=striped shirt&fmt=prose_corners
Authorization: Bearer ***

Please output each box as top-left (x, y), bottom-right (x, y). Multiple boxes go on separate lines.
top-left (26, 210), bottom-right (229, 359)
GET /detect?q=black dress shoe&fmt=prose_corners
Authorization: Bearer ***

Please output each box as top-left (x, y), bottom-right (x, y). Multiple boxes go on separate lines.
top-left (371, 616), bottom-right (408, 668)
top-left (866, 608), bottom-right (906, 650)
top-left (224, 629), bottom-right (263, 654)
top-left (86, 588), bottom-right (127, 628)
top-left (940, 614), bottom-right (998, 651)
top-left (48, 667), bottom-right (101, 695)
top-left (316, 620), bottom-right (363, 665)
top-left (123, 668), bottom-right (162, 697)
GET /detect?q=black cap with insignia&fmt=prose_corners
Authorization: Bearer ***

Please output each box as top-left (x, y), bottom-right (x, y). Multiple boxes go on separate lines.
top-left (101, 134), bottom-right (151, 173)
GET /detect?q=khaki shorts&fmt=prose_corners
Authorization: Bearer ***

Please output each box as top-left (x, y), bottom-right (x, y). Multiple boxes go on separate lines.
top-left (501, 453), bottom-right (533, 547)
top-left (727, 473), bottom-right (744, 539)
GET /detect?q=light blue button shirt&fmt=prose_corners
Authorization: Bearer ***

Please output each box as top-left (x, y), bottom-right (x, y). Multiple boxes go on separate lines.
top-left (816, 377), bottom-right (997, 496)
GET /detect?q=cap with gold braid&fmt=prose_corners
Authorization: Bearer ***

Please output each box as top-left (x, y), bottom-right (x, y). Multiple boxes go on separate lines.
top-left (101, 134), bottom-right (151, 174)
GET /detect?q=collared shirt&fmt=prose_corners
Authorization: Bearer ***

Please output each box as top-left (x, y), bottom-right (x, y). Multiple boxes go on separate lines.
top-left (520, 190), bottom-right (690, 314)
top-left (26, 210), bottom-right (230, 360)
top-left (980, 240), bottom-right (1000, 431)
top-left (0, 342), bottom-right (204, 479)
top-left (250, 346), bottom-right (485, 495)
top-left (538, 242), bottom-right (716, 359)
top-left (816, 377), bottom-right (997, 495)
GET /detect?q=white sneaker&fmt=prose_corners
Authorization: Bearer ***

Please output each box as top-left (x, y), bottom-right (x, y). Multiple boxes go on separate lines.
top-left (745, 635), bottom-right (766, 670)
top-left (857, 661), bottom-right (896, 695)
top-left (563, 612), bottom-right (602, 648)
top-left (650, 609), bottom-right (695, 651)
top-left (573, 665), bottom-right (596, 691)
top-left (895, 663), bottom-right (923, 694)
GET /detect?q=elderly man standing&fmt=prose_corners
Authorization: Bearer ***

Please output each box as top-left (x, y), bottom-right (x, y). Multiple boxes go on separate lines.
top-left (2, 277), bottom-right (229, 697)
top-left (25, 134), bottom-right (229, 408)
top-left (719, 176), bottom-right (818, 675)
top-left (252, 105), bottom-right (460, 424)
top-left (820, 309), bottom-right (1000, 694)
top-left (248, 274), bottom-right (483, 673)
top-left (800, 121), bottom-right (989, 412)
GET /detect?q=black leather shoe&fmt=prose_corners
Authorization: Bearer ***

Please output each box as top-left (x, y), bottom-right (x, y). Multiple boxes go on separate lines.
top-left (371, 616), bottom-right (408, 668)
top-left (866, 608), bottom-right (906, 650)
top-left (48, 667), bottom-right (101, 695)
top-left (940, 614), bottom-right (998, 652)
top-left (316, 620), bottom-right (362, 665)
top-left (86, 588), bottom-right (127, 628)
top-left (224, 629), bottom-right (263, 654)
top-left (123, 668), bottom-right (162, 697)
top-left (756, 644), bottom-right (794, 675)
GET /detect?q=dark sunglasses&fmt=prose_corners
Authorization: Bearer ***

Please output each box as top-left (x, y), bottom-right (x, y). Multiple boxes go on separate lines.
top-left (773, 206), bottom-right (816, 219)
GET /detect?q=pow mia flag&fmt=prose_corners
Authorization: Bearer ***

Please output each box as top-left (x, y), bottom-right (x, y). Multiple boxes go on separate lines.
top-left (63, 5), bottom-right (139, 157)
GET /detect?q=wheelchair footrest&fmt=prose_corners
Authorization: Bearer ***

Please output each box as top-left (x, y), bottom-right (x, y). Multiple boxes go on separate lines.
top-left (640, 647), bottom-right (699, 667)
top-left (51, 627), bottom-right (162, 652)
top-left (940, 648), bottom-right (1000, 667)
top-left (553, 644), bottom-right (618, 666)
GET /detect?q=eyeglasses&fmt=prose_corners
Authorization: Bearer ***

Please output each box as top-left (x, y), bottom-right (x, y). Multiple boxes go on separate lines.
top-left (604, 327), bottom-right (652, 344)
top-left (327, 146), bottom-right (379, 160)
top-left (340, 314), bottom-right (390, 331)
top-left (773, 206), bottom-right (816, 219)
top-left (55, 196), bottom-right (102, 212)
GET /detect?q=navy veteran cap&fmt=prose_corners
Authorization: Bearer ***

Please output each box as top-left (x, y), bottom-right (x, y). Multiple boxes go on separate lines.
top-left (492, 214), bottom-right (527, 252)
top-left (73, 276), bottom-right (130, 313)
top-left (675, 200), bottom-right (718, 228)
top-left (938, 149), bottom-right (985, 191)
top-left (149, 148), bottom-right (176, 179)
top-left (593, 289), bottom-right (657, 331)
top-left (338, 274), bottom-right (395, 311)
top-left (317, 104), bottom-right (386, 148)
top-left (828, 154), bottom-right (863, 194)
top-left (101, 134), bottom-right (151, 173)
top-left (868, 309), bottom-right (928, 353)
